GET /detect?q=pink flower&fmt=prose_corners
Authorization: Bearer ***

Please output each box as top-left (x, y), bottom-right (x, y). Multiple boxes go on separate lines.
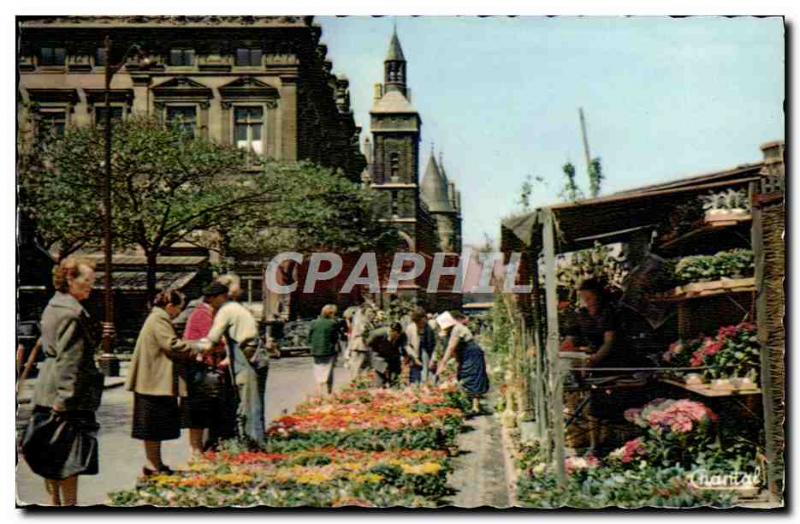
top-left (624, 408), bottom-right (642, 424)
top-left (703, 341), bottom-right (723, 357)
top-left (620, 438), bottom-right (646, 463)
top-left (564, 455), bottom-right (599, 475)
top-left (717, 325), bottom-right (738, 340)
top-left (739, 322), bottom-right (756, 333)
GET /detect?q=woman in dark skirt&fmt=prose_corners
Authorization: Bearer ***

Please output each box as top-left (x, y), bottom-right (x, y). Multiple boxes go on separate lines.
top-left (24, 257), bottom-right (104, 505)
top-left (126, 290), bottom-right (201, 475)
top-left (432, 311), bottom-right (490, 414)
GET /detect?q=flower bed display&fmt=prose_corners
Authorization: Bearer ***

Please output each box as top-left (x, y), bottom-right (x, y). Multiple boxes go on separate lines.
top-left (109, 446), bottom-right (452, 508)
top-left (109, 381), bottom-right (469, 508)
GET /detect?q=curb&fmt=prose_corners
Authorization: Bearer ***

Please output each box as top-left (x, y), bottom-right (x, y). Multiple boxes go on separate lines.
top-left (499, 419), bottom-right (520, 508)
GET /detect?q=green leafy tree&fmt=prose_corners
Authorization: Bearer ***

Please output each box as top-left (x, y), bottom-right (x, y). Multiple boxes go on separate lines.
top-left (559, 162), bottom-right (584, 203)
top-left (223, 160), bottom-right (400, 258)
top-left (517, 173), bottom-right (544, 212)
top-left (20, 116), bottom-right (252, 297)
top-left (588, 157), bottom-right (604, 198)
top-left (19, 134), bottom-right (103, 261)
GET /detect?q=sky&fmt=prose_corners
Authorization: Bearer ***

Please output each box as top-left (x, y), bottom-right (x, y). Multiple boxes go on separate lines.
top-left (318, 16), bottom-right (784, 247)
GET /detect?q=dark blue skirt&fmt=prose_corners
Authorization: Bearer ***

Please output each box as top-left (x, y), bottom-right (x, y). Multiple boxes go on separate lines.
top-left (456, 340), bottom-right (490, 396)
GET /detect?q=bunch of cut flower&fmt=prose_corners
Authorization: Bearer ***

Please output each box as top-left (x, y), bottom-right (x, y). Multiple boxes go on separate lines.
top-left (109, 446), bottom-right (452, 508)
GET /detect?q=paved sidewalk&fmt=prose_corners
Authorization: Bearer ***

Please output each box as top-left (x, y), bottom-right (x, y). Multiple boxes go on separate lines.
top-left (448, 407), bottom-right (511, 508)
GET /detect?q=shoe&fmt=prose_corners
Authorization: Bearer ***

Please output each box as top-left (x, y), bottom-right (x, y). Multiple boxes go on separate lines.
top-left (142, 464), bottom-right (174, 477)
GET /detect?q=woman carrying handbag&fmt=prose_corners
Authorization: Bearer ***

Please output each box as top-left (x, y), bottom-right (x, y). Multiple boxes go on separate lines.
top-left (22, 257), bottom-right (104, 506)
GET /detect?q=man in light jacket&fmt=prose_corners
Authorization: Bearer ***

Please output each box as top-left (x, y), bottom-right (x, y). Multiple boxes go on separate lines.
top-left (197, 274), bottom-right (264, 445)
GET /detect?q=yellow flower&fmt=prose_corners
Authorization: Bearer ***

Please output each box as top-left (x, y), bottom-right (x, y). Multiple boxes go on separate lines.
top-left (214, 473), bottom-right (254, 485)
top-left (401, 462), bottom-right (442, 475)
top-left (353, 473), bottom-right (383, 484)
top-left (340, 462), bottom-right (365, 472)
top-left (296, 471), bottom-right (333, 485)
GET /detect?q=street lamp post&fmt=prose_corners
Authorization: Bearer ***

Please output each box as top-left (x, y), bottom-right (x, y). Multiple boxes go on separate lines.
top-left (98, 36), bottom-right (146, 375)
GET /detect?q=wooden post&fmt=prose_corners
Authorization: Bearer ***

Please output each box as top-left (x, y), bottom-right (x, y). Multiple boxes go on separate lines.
top-left (751, 178), bottom-right (784, 502)
top-left (530, 251), bottom-right (547, 438)
top-left (542, 208), bottom-right (566, 486)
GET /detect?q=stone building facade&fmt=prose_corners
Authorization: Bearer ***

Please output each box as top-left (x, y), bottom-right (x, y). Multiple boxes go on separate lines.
top-left (16, 16), bottom-right (366, 324)
top-left (363, 29), bottom-right (463, 312)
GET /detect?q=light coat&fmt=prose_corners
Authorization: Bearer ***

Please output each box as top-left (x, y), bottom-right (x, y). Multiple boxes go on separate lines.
top-left (126, 307), bottom-right (194, 397)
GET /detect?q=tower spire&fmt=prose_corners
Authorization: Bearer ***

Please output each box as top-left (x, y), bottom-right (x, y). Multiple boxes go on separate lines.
top-left (384, 26), bottom-right (407, 96)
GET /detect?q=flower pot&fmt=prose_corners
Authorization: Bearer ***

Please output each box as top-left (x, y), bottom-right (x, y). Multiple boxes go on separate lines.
top-left (704, 209), bottom-right (749, 223)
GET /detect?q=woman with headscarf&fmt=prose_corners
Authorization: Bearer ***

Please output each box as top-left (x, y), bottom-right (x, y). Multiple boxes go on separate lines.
top-left (432, 311), bottom-right (490, 414)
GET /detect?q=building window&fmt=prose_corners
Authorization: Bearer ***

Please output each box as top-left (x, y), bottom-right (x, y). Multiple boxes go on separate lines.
top-left (36, 110), bottom-right (67, 141)
top-left (94, 106), bottom-right (124, 128)
top-left (235, 48), bottom-right (263, 67)
top-left (39, 47), bottom-right (66, 66)
top-left (95, 48), bottom-right (107, 66)
top-left (390, 190), bottom-right (399, 217)
top-left (390, 152), bottom-right (400, 182)
top-left (234, 107), bottom-right (264, 155)
top-left (169, 48), bottom-right (195, 67)
top-left (242, 276), bottom-right (264, 304)
top-left (165, 106), bottom-right (197, 136)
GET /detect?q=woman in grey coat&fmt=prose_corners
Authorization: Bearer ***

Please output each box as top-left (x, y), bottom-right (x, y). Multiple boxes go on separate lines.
top-left (26, 257), bottom-right (104, 506)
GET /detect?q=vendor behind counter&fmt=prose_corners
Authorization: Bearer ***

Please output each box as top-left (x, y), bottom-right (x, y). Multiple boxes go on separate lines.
top-left (560, 278), bottom-right (646, 369)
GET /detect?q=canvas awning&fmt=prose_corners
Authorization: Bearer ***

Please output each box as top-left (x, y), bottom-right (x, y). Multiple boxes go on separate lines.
top-left (93, 271), bottom-right (199, 291)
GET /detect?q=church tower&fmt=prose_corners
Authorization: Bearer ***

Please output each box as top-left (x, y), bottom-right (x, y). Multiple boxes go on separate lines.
top-left (369, 28), bottom-right (421, 248)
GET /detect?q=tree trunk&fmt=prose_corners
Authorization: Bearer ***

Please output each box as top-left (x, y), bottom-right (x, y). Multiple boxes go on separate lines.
top-left (146, 250), bottom-right (158, 304)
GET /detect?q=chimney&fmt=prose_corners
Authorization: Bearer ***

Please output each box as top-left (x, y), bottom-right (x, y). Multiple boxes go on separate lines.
top-left (456, 190), bottom-right (462, 213)
top-left (406, 88), bottom-right (412, 103)
top-left (760, 140), bottom-right (785, 178)
top-left (373, 83), bottom-right (383, 101)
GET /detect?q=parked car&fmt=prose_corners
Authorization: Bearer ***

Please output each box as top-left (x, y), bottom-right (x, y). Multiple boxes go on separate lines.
top-left (280, 319), bottom-right (312, 356)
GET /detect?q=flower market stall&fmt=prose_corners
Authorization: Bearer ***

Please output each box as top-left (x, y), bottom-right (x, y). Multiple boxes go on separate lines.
top-left (499, 141), bottom-right (785, 508)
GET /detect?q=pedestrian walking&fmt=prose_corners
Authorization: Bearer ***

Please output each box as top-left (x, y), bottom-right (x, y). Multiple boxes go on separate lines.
top-left (347, 300), bottom-right (376, 380)
top-left (198, 274), bottom-right (265, 445)
top-left (22, 257), bottom-right (103, 506)
top-left (180, 282), bottom-right (229, 454)
top-left (127, 290), bottom-right (204, 476)
top-left (308, 304), bottom-right (340, 397)
top-left (405, 309), bottom-right (437, 385)
top-left (432, 311), bottom-right (490, 414)
top-left (365, 323), bottom-right (406, 388)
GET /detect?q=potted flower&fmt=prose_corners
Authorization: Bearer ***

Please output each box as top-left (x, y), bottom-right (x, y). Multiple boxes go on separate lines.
top-left (700, 188), bottom-right (751, 223)
top-left (688, 323), bottom-right (760, 382)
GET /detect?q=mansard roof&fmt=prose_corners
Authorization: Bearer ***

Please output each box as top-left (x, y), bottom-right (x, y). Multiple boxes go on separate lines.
top-left (371, 89), bottom-right (417, 114)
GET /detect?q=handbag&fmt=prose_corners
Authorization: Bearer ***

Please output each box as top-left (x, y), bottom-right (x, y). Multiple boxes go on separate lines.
top-left (188, 365), bottom-right (225, 402)
top-left (21, 410), bottom-right (99, 480)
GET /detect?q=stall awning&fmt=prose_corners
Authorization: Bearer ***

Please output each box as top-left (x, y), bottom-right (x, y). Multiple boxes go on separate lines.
top-left (93, 271), bottom-right (200, 291)
top-left (502, 162), bottom-right (762, 254)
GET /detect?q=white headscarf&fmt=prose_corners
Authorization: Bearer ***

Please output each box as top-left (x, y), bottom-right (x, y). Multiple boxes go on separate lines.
top-left (435, 311), bottom-right (457, 331)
